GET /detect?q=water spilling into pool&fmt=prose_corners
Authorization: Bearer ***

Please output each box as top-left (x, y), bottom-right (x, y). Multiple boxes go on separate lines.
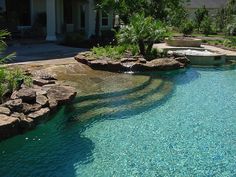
top-left (0, 65), bottom-right (236, 177)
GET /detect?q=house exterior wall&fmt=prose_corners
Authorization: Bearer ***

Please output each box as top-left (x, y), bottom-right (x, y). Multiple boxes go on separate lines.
top-left (31, 0), bottom-right (46, 25)
top-left (0, 0), bottom-right (6, 12)
top-left (3, 0), bottom-right (114, 40)
top-left (100, 10), bottom-right (114, 31)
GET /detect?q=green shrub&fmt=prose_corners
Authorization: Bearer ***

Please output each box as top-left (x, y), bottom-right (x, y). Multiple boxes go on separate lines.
top-left (180, 20), bottom-right (194, 36)
top-left (223, 38), bottom-right (236, 48)
top-left (201, 17), bottom-right (213, 36)
top-left (91, 44), bottom-right (139, 60)
top-left (0, 30), bottom-right (32, 102)
top-left (116, 13), bottom-right (170, 60)
top-left (225, 23), bottom-right (236, 36)
top-left (194, 6), bottom-right (209, 31)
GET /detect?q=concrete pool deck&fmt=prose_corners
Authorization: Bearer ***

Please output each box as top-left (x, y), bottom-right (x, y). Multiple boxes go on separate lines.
top-left (4, 43), bottom-right (87, 63)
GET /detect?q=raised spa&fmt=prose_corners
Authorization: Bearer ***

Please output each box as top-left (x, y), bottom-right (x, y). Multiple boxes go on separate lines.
top-left (166, 37), bottom-right (202, 47)
top-left (169, 49), bottom-right (226, 65)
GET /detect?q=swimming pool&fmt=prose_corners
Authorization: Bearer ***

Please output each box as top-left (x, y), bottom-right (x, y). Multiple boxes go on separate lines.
top-left (0, 65), bottom-right (236, 177)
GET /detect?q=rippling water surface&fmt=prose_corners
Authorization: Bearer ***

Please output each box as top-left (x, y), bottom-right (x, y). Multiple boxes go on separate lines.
top-left (0, 66), bottom-right (236, 177)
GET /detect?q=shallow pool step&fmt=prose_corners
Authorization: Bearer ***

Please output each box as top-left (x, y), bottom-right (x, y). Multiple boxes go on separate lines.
top-left (69, 80), bottom-right (173, 122)
top-left (75, 75), bottom-right (152, 102)
top-left (75, 78), bottom-right (164, 112)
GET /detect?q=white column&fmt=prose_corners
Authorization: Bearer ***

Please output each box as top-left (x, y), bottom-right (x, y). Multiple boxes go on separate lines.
top-left (86, 0), bottom-right (96, 38)
top-left (46, 0), bottom-right (57, 41)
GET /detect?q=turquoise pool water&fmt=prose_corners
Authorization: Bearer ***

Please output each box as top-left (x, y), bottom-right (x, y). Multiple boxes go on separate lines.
top-left (0, 66), bottom-right (236, 177)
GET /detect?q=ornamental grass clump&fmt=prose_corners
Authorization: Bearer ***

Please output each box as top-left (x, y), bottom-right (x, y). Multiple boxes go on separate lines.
top-left (116, 13), bottom-right (170, 60)
top-left (0, 30), bottom-right (32, 103)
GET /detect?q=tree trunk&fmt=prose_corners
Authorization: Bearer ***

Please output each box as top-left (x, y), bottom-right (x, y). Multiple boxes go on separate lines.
top-left (138, 40), bottom-right (146, 56)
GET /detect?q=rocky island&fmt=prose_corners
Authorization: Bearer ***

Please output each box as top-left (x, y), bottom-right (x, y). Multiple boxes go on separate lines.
top-left (75, 52), bottom-right (190, 72)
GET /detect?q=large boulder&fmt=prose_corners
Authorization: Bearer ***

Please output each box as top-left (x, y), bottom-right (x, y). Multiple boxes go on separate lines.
top-left (75, 53), bottom-right (189, 72)
top-left (0, 106), bottom-right (11, 116)
top-left (11, 112), bottom-right (26, 120)
top-left (107, 61), bottom-right (126, 72)
top-left (33, 78), bottom-right (56, 86)
top-left (22, 103), bottom-right (42, 114)
top-left (36, 94), bottom-right (49, 107)
top-left (0, 114), bottom-right (20, 140)
top-left (3, 99), bottom-right (23, 112)
top-left (16, 88), bottom-right (36, 103)
top-left (48, 99), bottom-right (58, 111)
top-left (74, 55), bottom-right (89, 64)
top-left (46, 85), bottom-right (77, 105)
top-left (89, 60), bottom-right (109, 70)
top-left (131, 59), bottom-right (182, 71)
top-left (28, 108), bottom-right (50, 122)
top-left (174, 57), bottom-right (190, 66)
top-left (146, 58), bottom-right (183, 70)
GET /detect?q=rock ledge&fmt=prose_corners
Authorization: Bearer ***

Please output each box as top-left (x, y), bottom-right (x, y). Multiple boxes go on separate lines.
top-left (0, 76), bottom-right (76, 141)
top-left (75, 52), bottom-right (190, 72)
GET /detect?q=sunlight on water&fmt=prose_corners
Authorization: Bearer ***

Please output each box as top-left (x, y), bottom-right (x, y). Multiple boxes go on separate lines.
top-left (0, 65), bottom-right (236, 177)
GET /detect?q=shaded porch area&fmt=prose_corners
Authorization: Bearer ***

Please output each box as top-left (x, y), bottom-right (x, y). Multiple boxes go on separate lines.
top-left (3, 0), bottom-right (100, 41)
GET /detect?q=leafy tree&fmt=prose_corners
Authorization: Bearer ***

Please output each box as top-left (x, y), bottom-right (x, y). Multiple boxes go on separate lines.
top-left (96, 0), bottom-right (188, 25)
top-left (215, 0), bottom-right (236, 33)
top-left (194, 6), bottom-right (209, 31)
top-left (116, 14), bottom-right (169, 59)
top-left (200, 17), bottom-right (213, 36)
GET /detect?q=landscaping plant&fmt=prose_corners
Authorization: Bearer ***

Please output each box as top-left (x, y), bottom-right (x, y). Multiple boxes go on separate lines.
top-left (116, 14), bottom-right (169, 60)
top-left (91, 44), bottom-right (139, 60)
top-left (194, 6), bottom-right (209, 32)
top-left (180, 20), bottom-right (194, 36)
top-left (0, 30), bottom-right (32, 103)
top-left (200, 16), bottom-right (213, 36)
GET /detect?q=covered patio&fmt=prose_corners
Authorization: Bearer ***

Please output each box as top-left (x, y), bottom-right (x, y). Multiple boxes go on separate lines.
top-left (3, 0), bottom-right (114, 41)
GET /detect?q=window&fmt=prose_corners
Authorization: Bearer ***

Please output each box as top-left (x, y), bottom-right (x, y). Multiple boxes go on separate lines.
top-left (80, 5), bottom-right (85, 28)
top-left (101, 11), bottom-right (108, 27)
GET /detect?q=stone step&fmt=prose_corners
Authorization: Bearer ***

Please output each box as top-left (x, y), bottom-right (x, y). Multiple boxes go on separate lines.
top-left (69, 80), bottom-right (173, 122)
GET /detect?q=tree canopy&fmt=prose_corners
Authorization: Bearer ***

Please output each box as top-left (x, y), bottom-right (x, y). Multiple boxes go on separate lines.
top-left (96, 0), bottom-right (188, 25)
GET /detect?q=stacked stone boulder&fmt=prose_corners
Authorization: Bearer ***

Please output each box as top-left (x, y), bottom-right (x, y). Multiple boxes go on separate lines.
top-left (74, 52), bottom-right (190, 72)
top-left (0, 76), bottom-right (76, 141)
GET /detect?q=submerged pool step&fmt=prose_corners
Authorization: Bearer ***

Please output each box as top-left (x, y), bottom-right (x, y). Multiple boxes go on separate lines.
top-left (75, 78), bottom-right (164, 112)
top-left (69, 80), bottom-right (173, 122)
top-left (75, 76), bottom-right (152, 102)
